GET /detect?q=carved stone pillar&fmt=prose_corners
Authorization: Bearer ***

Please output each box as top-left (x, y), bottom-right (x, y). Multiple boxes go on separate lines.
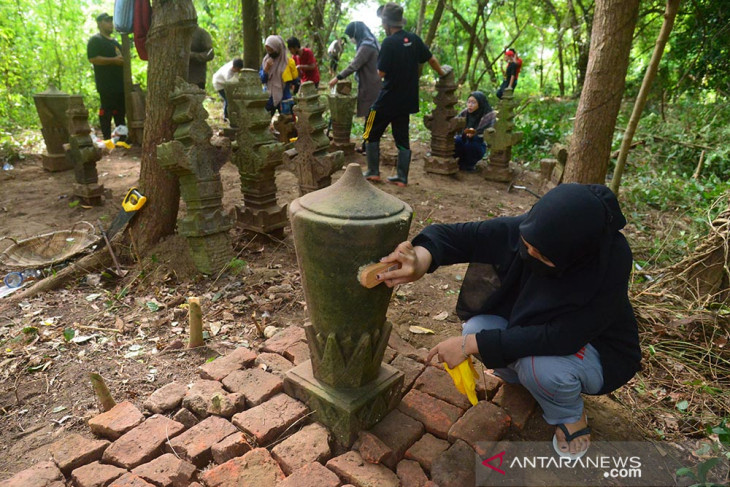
top-left (33, 85), bottom-right (74, 172)
top-left (157, 79), bottom-right (233, 274)
top-left (228, 69), bottom-right (287, 238)
top-left (65, 96), bottom-right (104, 205)
top-left (483, 88), bottom-right (523, 182)
top-left (283, 82), bottom-right (344, 195)
top-left (423, 70), bottom-right (465, 175)
top-left (327, 80), bottom-right (356, 154)
top-left (285, 164), bottom-right (411, 447)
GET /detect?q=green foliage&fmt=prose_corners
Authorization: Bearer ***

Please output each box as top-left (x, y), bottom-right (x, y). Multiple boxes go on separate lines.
top-left (514, 97), bottom-right (577, 165)
top-left (676, 418), bottom-right (730, 487)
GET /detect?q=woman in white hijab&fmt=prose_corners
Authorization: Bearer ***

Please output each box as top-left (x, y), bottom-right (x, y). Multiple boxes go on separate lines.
top-left (260, 35), bottom-right (299, 116)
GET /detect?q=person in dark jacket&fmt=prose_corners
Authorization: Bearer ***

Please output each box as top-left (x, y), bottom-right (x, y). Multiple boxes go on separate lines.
top-left (376, 184), bottom-right (641, 459)
top-left (454, 91), bottom-right (496, 171)
top-left (187, 26), bottom-right (214, 90)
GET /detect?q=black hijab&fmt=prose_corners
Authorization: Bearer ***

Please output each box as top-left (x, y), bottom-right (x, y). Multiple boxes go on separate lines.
top-left (465, 91), bottom-right (491, 129)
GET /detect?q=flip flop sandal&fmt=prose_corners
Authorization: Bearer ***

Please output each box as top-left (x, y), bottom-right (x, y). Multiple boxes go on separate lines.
top-left (552, 423), bottom-right (591, 460)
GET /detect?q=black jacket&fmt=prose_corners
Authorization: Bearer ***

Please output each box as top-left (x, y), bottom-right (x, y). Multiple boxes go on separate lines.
top-left (412, 184), bottom-right (641, 394)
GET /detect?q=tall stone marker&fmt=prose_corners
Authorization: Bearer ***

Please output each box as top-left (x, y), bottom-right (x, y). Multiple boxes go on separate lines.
top-left (283, 81), bottom-right (344, 195)
top-left (65, 96), bottom-right (104, 206)
top-left (483, 88), bottom-right (523, 182)
top-left (157, 78), bottom-right (233, 274)
top-left (423, 69), bottom-right (464, 175)
top-left (285, 163), bottom-right (410, 447)
top-left (228, 69), bottom-right (287, 239)
top-left (327, 80), bottom-right (357, 154)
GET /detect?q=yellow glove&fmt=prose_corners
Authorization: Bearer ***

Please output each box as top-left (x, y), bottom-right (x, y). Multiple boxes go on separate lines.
top-left (444, 356), bottom-right (479, 406)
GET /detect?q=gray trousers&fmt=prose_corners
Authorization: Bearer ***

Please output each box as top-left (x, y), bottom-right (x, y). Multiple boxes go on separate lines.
top-left (463, 315), bottom-right (604, 425)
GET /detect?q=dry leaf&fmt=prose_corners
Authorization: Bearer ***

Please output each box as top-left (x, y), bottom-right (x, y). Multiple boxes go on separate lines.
top-left (409, 325), bottom-right (435, 335)
top-left (433, 311), bottom-right (449, 321)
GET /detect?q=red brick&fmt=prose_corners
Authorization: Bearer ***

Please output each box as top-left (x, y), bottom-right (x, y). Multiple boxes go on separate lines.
top-left (277, 462), bottom-right (341, 487)
top-left (211, 432), bottom-right (252, 464)
top-left (199, 347), bottom-right (257, 381)
top-left (369, 409), bottom-right (424, 468)
top-left (131, 453), bottom-right (196, 487)
top-left (254, 352), bottom-right (294, 378)
top-left (430, 440), bottom-right (476, 487)
top-left (405, 433), bottom-right (450, 473)
top-left (383, 346), bottom-right (397, 364)
top-left (172, 407), bottom-right (198, 429)
top-left (102, 415), bottom-right (185, 469)
top-left (88, 401), bottom-right (145, 440)
top-left (165, 415), bottom-right (238, 467)
top-left (231, 393), bottom-right (308, 446)
top-left (414, 364), bottom-right (474, 410)
top-left (397, 389), bottom-right (464, 440)
top-left (355, 431), bottom-right (393, 466)
top-left (325, 451), bottom-right (399, 487)
top-left (182, 380), bottom-right (246, 418)
top-left (397, 459), bottom-right (428, 487)
top-left (270, 422), bottom-right (331, 475)
top-left (390, 355), bottom-right (425, 390)
top-left (109, 474), bottom-right (155, 487)
top-left (143, 382), bottom-right (187, 414)
top-left (70, 461), bottom-right (127, 487)
top-left (0, 461), bottom-right (64, 487)
top-left (260, 326), bottom-right (306, 355)
top-left (283, 341), bottom-right (310, 365)
top-left (388, 332), bottom-right (428, 363)
top-left (447, 401), bottom-right (511, 453)
top-left (200, 448), bottom-right (285, 487)
top-left (222, 368), bottom-right (283, 406)
top-left (49, 433), bottom-right (109, 475)
top-left (491, 382), bottom-right (536, 429)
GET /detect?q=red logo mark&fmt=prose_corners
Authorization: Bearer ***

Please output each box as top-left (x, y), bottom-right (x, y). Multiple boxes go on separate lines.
top-left (404, 37), bottom-right (409, 42)
top-left (482, 451), bottom-right (507, 475)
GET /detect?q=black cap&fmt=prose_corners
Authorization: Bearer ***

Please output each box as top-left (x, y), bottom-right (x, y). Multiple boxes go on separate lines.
top-left (96, 13), bottom-right (113, 23)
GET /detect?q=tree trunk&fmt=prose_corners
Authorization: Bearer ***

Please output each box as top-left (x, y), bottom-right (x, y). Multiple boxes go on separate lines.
top-left (611, 0), bottom-right (680, 195)
top-left (242, 0), bottom-right (262, 70)
top-left (567, 0), bottom-right (593, 94)
top-left (130, 0), bottom-right (196, 254)
top-left (457, 2), bottom-right (487, 87)
top-left (563, 0), bottom-right (639, 184)
top-left (424, 0), bottom-right (445, 48)
top-left (416, 0), bottom-right (427, 37)
top-left (263, 0), bottom-right (277, 36)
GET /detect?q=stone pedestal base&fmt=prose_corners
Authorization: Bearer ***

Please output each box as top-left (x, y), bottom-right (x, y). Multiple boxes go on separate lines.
top-left (330, 141), bottom-right (355, 155)
top-left (424, 155), bottom-right (459, 175)
top-left (234, 204), bottom-right (288, 239)
top-left (483, 161), bottom-right (515, 182)
top-left (284, 360), bottom-right (404, 447)
top-left (73, 183), bottom-right (104, 206)
top-left (42, 153), bottom-right (73, 172)
top-left (185, 232), bottom-right (233, 275)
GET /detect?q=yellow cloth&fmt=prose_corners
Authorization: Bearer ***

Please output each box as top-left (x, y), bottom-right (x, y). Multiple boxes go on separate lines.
top-left (444, 357), bottom-right (479, 406)
top-left (282, 57), bottom-right (298, 83)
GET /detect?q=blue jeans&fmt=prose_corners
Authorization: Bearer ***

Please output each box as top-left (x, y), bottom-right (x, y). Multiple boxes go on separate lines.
top-left (463, 315), bottom-right (604, 425)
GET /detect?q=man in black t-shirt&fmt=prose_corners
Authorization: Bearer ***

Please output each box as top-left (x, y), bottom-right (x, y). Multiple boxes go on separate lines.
top-left (497, 49), bottom-right (520, 99)
top-left (87, 13), bottom-right (125, 140)
top-left (362, 3), bottom-right (450, 187)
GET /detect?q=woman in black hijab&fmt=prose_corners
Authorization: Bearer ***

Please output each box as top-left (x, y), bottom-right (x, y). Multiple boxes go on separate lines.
top-left (454, 91), bottom-right (496, 171)
top-left (376, 184), bottom-right (641, 459)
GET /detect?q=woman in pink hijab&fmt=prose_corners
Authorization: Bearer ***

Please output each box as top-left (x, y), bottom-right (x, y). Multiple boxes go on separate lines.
top-left (259, 35), bottom-right (300, 116)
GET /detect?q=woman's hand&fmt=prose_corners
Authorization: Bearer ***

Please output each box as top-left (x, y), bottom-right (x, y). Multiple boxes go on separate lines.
top-left (426, 336), bottom-right (467, 369)
top-left (328, 77), bottom-right (338, 88)
top-left (376, 241), bottom-right (432, 287)
top-left (264, 58), bottom-right (274, 73)
top-left (465, 128), bottom-right (476, 138)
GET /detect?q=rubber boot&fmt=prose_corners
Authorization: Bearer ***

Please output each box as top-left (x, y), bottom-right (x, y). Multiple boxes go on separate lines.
top-left (387, 148), bottom-right (411, 187)
top-left (363, 142), bottom-right (381, 181)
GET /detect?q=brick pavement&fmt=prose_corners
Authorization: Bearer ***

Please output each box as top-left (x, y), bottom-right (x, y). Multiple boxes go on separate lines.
top-left (3, 329), bottom-right (539, 486)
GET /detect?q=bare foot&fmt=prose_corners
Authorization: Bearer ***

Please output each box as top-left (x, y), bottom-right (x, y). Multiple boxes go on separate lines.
top-left (555, 413), bottom-right (590, 455)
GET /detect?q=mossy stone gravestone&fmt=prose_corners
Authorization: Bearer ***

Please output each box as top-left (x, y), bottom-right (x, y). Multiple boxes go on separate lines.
top-left (65, 96), bottom-right (104, 206)
top-left (327, 79), bottom-right (357, 154)
top-left (285, 163), bottom-right (411, 447)
top-left (34, 85), bottom-right (74, 172)
top-left (423, 68), bottom-right (464, 175)
top-left (483, 88), bottom-right (523, 182)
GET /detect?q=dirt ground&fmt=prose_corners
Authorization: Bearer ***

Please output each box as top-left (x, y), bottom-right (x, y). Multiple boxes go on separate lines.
top-left (0, 131), bottom-right (670, 480)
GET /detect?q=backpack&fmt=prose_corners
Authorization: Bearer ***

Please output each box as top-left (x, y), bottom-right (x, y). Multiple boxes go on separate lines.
top-left (114, 0), bottom-right (135, 34)
top-left (515, 57), bottom-right (523, 79)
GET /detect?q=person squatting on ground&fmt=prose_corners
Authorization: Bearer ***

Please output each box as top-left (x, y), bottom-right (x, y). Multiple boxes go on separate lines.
top-left (454, 91), bottom-right (496, 172)
top-left (376, 184), bottom-right (642, 459)
top-left (287, 37), bottom-right (320, 90)
top-left (187, 26), bottom-right (215, 91)
top-left (362, 2), bottom-right (449, 187)
top-left (260, 35), bottom-right (299, 117)
top-left (87, 13), bottom-right (126, 141)
top-left (327, 37), bottom-right (347, 76)
top-left (212, 58), bottom-right (243, 122)
top-left (497, 48), bottom-right (522, 99)
top-left (328, 21), bottom-right (381, 151)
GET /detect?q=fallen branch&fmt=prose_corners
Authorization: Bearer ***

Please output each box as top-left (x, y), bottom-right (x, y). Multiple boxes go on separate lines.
top-left (90, 372), bottom-right (116, 412)
top-left (188, 297), bottom-right (204, 348)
